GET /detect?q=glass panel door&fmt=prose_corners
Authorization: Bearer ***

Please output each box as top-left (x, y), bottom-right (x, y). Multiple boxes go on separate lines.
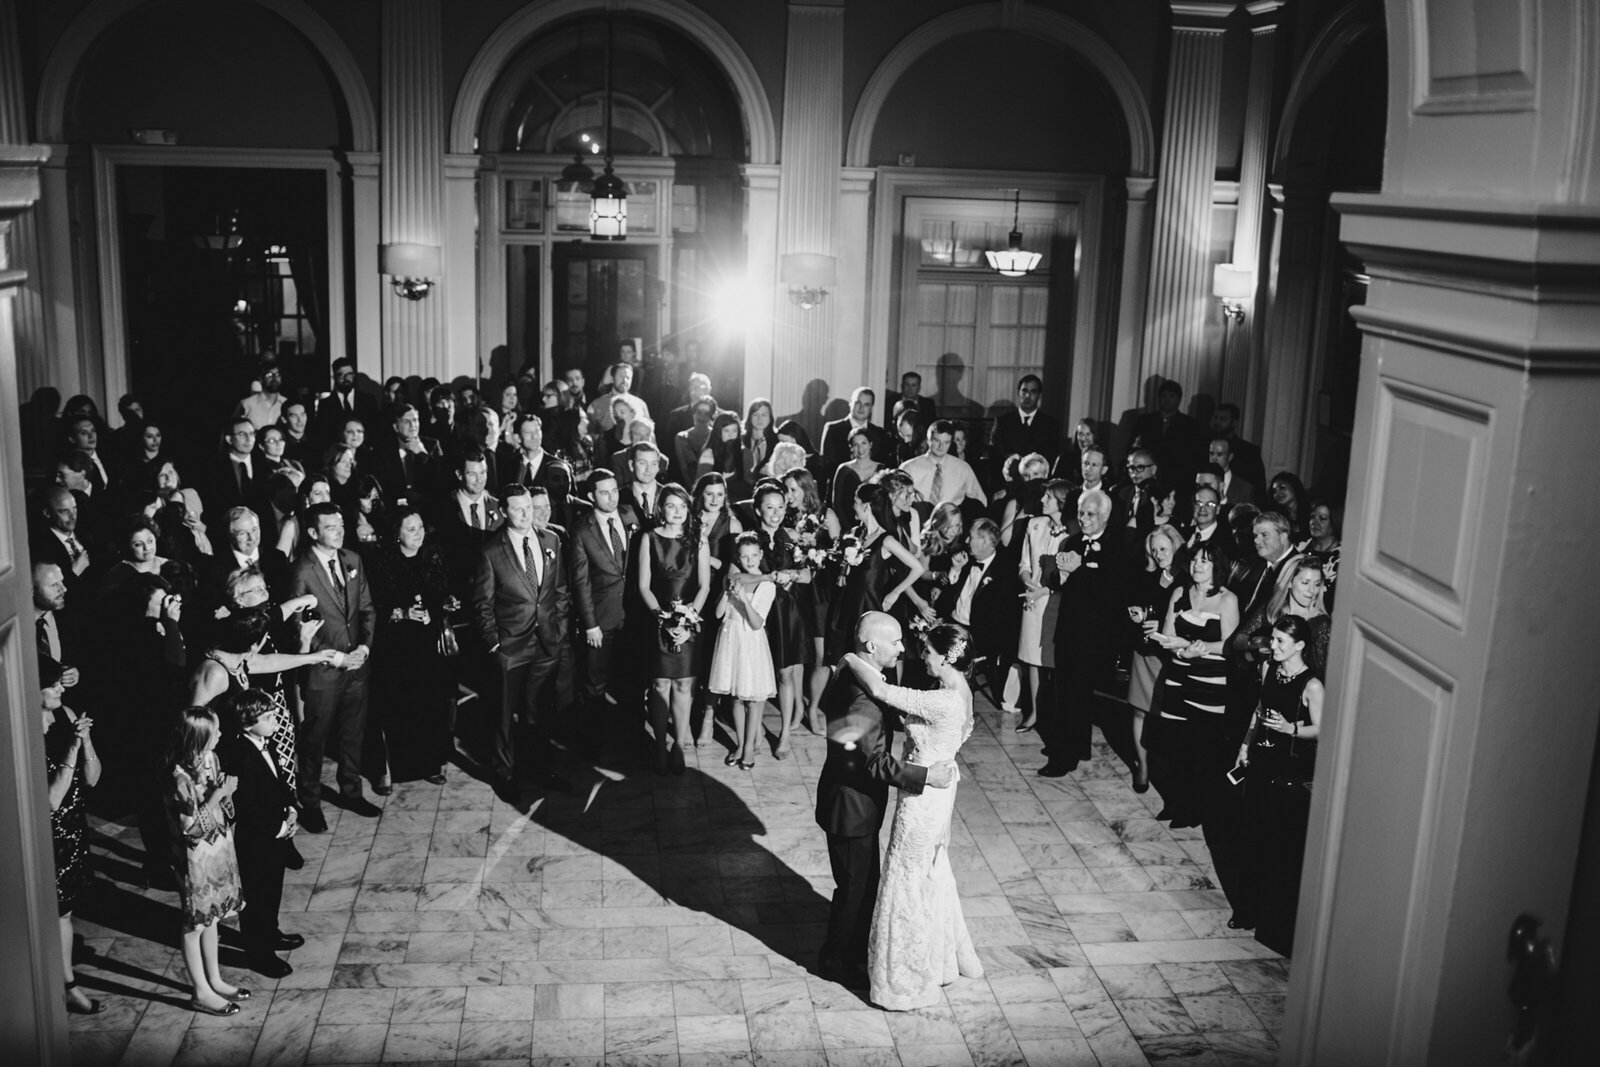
top-left (550, 243), bottom-right (659, 385)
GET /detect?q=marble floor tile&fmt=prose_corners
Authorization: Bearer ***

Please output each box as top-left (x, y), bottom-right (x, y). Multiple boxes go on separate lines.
top-left (677, 1013), bottom-right (752, 1054)
top-left (380, 1020), bottom-right (460, 1061)
top-left (1179, 993), bottom-right (1263, 1033)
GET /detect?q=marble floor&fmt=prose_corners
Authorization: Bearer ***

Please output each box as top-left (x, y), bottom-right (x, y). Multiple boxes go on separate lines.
top-left (66, 690), bottom-right (1287, 1067)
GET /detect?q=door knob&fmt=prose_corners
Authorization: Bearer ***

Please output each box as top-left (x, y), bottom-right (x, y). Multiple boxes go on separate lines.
top-left (1506, 913), bottom-right (1557, 1053)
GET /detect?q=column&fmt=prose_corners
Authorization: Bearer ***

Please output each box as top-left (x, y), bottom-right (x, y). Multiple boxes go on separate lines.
top-left (772, 1), bottom-right (844, 416)
top-left (1111, 176), bottom-right (1157, 421)
top-left (442, 153), bottom-right (479, 385)
top-left (837, 166), bottom-right (875, 397)
top-left (1219, 0), bottom-right (1283, 413)
top-left (347, 151), bottom-right (382, 379)
top-left (1139, 1), bottom-right (1234, 395)
top-left (0, 0), bottom-right (52, 406)
top-left (1255, 184), bottom-right (1325, 476)
top-left (740, 163), bottom-right (780, 404)
top-left (380, 0), bottom-right (445, 381)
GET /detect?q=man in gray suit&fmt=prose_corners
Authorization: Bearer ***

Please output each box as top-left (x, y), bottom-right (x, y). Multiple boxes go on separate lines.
top-left (285, 502), bottom-right (378, 831)
top-left (473, 483), bottom-right (573, 798)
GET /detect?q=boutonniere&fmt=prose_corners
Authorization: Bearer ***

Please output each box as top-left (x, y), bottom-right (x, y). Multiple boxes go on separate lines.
top-left (346, 566), bottom-right (358, 578)
top-left (1084, 539), bottom-right (1101, 553)
top-left (544, 547), bottom-right (556, 562)
top-left (627, 523), bottom-right (639, 534)
top-left (980, 575), bottom-right (993, 588)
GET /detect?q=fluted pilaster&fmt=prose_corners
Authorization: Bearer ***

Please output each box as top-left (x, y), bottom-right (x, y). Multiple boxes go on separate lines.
top-left (0, 0), bottom-right (52, 407)
top-left (773, 1), bottom-right (844, 415)
top-left (380, 0), bottom-right (445, 381)
top-left (1140, 2), bottom-right (1234, 397)
top-left (1257, 184), bottom-right (1327, 476)
top-left (1111, 177), bottom-right (1158, 418)
top-left (1221, 0), bottom-right (1283, 417)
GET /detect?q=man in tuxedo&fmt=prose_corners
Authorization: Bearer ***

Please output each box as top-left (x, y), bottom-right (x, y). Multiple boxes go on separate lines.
top-left (497, 412), bottom-right (558, 493)
top-left (1209, 403), bottom-right (1266, 494)
top-left (31, 487), bottom-right (97, 594)
top-left (1131, 378), bottom-right (1206, 484)
top-left (1040, 489), bottom-right (1129, 777)
top-left (624, 442), bottom-right (665, 525)
top-left (206, 417), bottom-right (272, 530)
top-left (1115, 449), bottom-right (1167, 550)
top-left (1207, 437), bottom-right (1257, 507)
top-left (989, 374), bottom-right (1061, 477)
top-left (934, 519), bottom-right (1020, 702)
top-left (884, 371), bottom-right (936, 434)
top-left (472, 484), bottom-right (573, 798)
top-left (285, 503), bottom-right (379, 830)
top-left (312, 356), bottom-right (381, 451)
top-left (373, 404), bottom-right (442, 509)
top-left (814, 611), bottom-right (955, 986)
top-left (566, 469), bottom-right (641, 755)
top-left (218, 691), bottom-right (302, 978)
top-left (199, 507), bottom-right (290, 622)
top-left (819, 387), bottom-right (894, 469)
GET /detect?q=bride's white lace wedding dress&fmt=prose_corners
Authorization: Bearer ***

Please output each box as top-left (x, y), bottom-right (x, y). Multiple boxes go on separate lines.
top-left (867, 680), bottom-right (984, 1010)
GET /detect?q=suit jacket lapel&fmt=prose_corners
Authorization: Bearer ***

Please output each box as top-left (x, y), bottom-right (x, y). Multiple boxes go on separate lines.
top-left (505, 531), bottom-right (541, 596)
top-left (311, 551), bottom-right (344, 615)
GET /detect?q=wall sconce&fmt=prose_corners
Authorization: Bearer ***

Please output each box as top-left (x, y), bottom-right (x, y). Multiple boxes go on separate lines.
top-left (780, 252), bottom-right (837, 310)
top-left (1213, 264), bottom-right (1255, 321)
top-left (382, 242), bottom-right (442, 300)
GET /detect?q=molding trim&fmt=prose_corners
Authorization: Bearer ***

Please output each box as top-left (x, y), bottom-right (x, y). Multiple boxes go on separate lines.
top-left (35, 0), bottom-right (377, 151)
top-left (448, 0), bottom-right (777, 163)
top-left (845, 3), bottom-right (1155, 176)
top-left (1272, 1), bottom-right (1380, 176)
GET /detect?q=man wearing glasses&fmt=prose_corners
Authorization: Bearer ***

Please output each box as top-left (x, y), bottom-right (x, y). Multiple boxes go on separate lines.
top-left (1116, 450), bottom-right (1163, 542)
top-left (1184, 485), bottom-right (1232, 552)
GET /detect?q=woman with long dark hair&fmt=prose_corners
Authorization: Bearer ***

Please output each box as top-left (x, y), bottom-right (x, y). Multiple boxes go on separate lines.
top-left (824, 482), bottom-right (926, 662)
top-left (637, 483), bottom-right (712, 774)
top-left (690, 472), bottom-right (743, 746)
top-left (741, 398), bottom-right (780, 493)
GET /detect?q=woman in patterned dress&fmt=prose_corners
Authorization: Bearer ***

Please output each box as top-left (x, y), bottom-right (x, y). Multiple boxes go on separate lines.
top-left (165, 705), bottom-right (249, 1016)
top-left (41, 658), bottom-right (106, 1015)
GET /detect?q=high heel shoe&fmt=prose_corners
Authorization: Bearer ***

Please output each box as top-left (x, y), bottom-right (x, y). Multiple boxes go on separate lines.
top-left (1131, 764), bottom-right (1150, 794)
top-left (1015, 719), bottom-right (1036, 734)
top-left (724, 753), bottom-right (739, 766)
top-left (64, 980), bottom-right (106, 1015)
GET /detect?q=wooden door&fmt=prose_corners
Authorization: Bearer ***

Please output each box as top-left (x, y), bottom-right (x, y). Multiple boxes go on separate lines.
top-left (550, 243), bottom-right (659, 386)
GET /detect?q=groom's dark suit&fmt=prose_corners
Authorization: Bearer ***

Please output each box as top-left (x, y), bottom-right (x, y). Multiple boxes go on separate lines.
top-left (814, 663), bottom-right (929, 977)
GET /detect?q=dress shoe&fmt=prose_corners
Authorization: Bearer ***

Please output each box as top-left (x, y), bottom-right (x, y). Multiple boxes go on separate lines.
top-left (344, 796), bottom-right (382, 818)
top-left (1037, 761), bottom-right (1078, 778)
top-left (1226, 914), bottom-right (1256, 931)
top-left (246, 953), bottom-right (293, 979)
top-left (299, 808), bottom-right (328, 834)
top-left (531, 767), bottom-right (573, 793)
top-left (226, 987), bottom-right (252, 1001)
top-left (1154, 808), bottom-right (1173, 821)
top-left (281, 840), bottom-right (305, 870)
top-left (373, 782), bottom-right (393, 796)
top-left (424, 772), bottom-right (447, 785)
top-left (1170, 816), bottom-right (1201, 830)
top-left (189, 998), bottom-right (240, 1017)
top-left (275, 933), bottom-right (306, 952)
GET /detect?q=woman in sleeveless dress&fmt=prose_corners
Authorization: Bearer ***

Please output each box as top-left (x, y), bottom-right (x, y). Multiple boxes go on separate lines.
top-left (825, 481), bottom-right (925, 663)
top-left (1126, 525), bottom-right (1184, 792)
top-left (841, 622), bottom-right (984, 1011)
top-left (691, 473), bottom-right (742, 746)
top-left (1016, 481), bottom-right (1073, 731)
top-left (41, 658), bottom-right (106, 1016)
top-left (638, 483), bottom-right (711, 773)
top-left (781, 467), bottom-right (841, 732)
top-left (1236, 615), bottom-right (1323, 954)
top-left (750, 481), bottom-right (810, 757)
top-left (1154, 544), bottom-right (1238, 828)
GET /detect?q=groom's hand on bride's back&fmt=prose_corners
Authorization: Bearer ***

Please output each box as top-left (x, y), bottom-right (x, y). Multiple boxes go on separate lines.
top-left (925, 760), bottom-right (958, 788)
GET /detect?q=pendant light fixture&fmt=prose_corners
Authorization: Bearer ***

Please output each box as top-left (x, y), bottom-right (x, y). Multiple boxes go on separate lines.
top-left (986, 189), bottom-right (1041, 277)
top-left (589, 12), bottom-right (627, 240)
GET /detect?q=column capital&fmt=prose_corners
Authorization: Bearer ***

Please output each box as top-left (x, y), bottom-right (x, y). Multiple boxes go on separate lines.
top-left (0, 144), bottom-right (48, 219)
top-left (1126, 176), bottom-right (1157, 200)
top-left (742, 163), bottom-right (782, 191)
top-left (1245, 0), bottom-right (1285, 19)
top-left (1170, 1), bottom-right (1237, 28)
top-left (840, 166), bottom-right (875, 193)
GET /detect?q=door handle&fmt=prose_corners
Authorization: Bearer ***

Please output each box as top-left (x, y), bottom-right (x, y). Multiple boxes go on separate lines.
top-left (1506, 913), bottom-right (1557, 1054)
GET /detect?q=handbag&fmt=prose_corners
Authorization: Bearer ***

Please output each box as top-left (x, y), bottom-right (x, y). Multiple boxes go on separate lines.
top-left (437, 613), bottom-right (460, 658)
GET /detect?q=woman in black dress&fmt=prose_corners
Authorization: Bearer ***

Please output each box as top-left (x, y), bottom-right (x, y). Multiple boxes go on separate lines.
top-left (41, 658), bottom-right (106, 1015)
top-left (751, 481), bottom-right (808, 757)
top-left (369, 507), bottom-right (456, 787)
top-left (824, 481), bottom-right (926, 662)
top-left (637, 483), bottom-right (712, 773)
top-left (781, 466), bottom-right (841, 731)
top-left (690, 473), bottom-right (743, 746)
top-left (1235, 615), bottom-right (1324, 952)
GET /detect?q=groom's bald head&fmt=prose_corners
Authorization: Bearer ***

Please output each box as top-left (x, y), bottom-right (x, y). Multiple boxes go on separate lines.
top-left (856, 611), bottom-right (904, 669)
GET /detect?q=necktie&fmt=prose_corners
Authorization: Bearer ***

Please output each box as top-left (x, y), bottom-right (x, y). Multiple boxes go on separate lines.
top-left (609, 518), bottom-right (625, 562)
top-left (931, 461), bottom-right (944, 502)
top-left (327, 556), bottom-right (345, 598)
top-left (522, 535), bottom-right (540, 584)
top-left (471, 502), bottom-right (482, 530)
top-left (235, 460), bottom-right (247, 494)
top-left (36, 615), bottom-right (50, 660)
top-left (65, 534), bottom-right (87, 574)
top-left (89, 461), bottom-right (106, 493)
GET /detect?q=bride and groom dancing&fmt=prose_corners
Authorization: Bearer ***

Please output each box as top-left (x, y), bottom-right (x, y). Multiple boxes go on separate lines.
top-left (814, 610), bottom-right (984, 1011)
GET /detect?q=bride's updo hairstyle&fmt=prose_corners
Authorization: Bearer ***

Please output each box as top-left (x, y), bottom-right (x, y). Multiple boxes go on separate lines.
top-left (925, 622), bottom-right (974, 672)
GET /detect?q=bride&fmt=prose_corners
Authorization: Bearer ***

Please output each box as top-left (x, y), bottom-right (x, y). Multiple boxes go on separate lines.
top-left (842, 621), bottom-right (984, 1010)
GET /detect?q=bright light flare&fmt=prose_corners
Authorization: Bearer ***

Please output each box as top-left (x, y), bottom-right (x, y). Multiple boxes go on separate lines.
top-left (708, 278), bottom-right (762, 336)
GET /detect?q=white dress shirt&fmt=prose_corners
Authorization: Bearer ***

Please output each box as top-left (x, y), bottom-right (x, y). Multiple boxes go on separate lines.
top-left (951, 553), bottom-right (994, 626)
top-left (899, 452), bottom-right (987, 507)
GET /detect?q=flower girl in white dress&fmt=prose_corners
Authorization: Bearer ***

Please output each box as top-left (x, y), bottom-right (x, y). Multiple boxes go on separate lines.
top-left (709, 534), bottom-right (778, 769)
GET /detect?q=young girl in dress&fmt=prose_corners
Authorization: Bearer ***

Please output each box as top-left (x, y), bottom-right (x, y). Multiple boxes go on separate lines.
top-left (709, 533), bottom-right (779, 769)
top-left (165, 705), bottom-right (250, 1016)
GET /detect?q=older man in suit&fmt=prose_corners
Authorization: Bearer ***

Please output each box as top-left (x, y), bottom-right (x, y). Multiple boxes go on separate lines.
top-left (31, 487), bottom-right (98, 595)
top-left (285, 502), bottom-right (378, 831)
top-left (473, 484), bottom-right (573, 798)
top-left (566, 468), bottom-right (642, 755)
top-left (373, 403), bottom-right (443, 508)
top-left (814, 611), bottom-right (955, 987)
top-left (206, 417), bottom-right (272, 530)
top-left (198, 507), bottom-right (290, 621)
top-left (933, 518), bottom-right (1020, 703)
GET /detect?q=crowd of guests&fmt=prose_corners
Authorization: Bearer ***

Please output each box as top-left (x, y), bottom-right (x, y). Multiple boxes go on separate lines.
top-left (25, 353), bottom-right (1344, 1017)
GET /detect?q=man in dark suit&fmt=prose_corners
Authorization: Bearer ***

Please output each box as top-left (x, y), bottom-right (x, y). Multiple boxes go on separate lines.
top-left (1181, 485), bottom-right (1235, 558)
top-left (1131, 378), bottom-right (1206, 484)
top-left (1064, 447), bottom-right (1123, 535)
top-left (372, 403), bottom-right (443, 509)
top-left (660, 371), bottom-right (717, 444)
top-left (431, 448), bottom-right (505, 603)
top-left (32, 561), bottom-right (85, 695)
top-left (206, 417), bottom-right (272, 530)
top-left (623, 442), bottom-right (665, 526)
top-left (472, 484), bottom-right (573, 798)
top-left (1206, 437), bottom-right (1258, 507)
top-left (814, 611), bottom-right (955, 986)
top-left (285, 502), bottom-right (379, 831)
top-left (198, 506), bottom-right (291, 623)
top-left (933, 519), bottom-right (1021, 703)
top-left (312, 356), bottom-right (382, 453)
top-left (496, 412), bottom-right (559, 493)
top-left (672, 396), bottom-right (718, 478)
top-left (819, 387), bottom-right (894, 469)
top-left (566, 468), bottom-right (641, 755)
top-left (989, 374), bottom-right (1061, 476)
top-left (30, 487), bottom-right (98, 595)
top-left (423, 385), bottom-right (461, 459)
top-left (218, 691), bottom-right (302, 978)
top-left (1209, 403), bottom-right (1265, 494)
top-left (883, 371), bottom-right (936, 434)
top-left (1040, 489), bottom-right (1130, 777)
top-left (1115, 449), bottom-right (1167, 551)
top-left (62, 413), bottom-right (119, 498)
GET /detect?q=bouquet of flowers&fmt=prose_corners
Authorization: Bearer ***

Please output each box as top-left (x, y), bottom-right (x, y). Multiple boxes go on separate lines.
top-left (833, 530), bottom-right (864, 587)
top-left (785, 513), bottom-right (831, 569)
top-left (658, 600), bottom-right (701, 651)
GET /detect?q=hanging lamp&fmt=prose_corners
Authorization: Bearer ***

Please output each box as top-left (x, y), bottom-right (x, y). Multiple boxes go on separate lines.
top-left (589, 12), bottom-right (627, 240)
top-left (985, 189), bottom-right (1041, 277)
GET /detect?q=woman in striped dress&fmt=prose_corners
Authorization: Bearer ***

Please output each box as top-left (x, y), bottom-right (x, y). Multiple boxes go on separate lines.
top-left (1154, 544), bottom-right (1238, 828)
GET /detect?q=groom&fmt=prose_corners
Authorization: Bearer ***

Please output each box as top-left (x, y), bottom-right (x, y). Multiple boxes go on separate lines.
top-left (814, 611), bottom-right (956, 986)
